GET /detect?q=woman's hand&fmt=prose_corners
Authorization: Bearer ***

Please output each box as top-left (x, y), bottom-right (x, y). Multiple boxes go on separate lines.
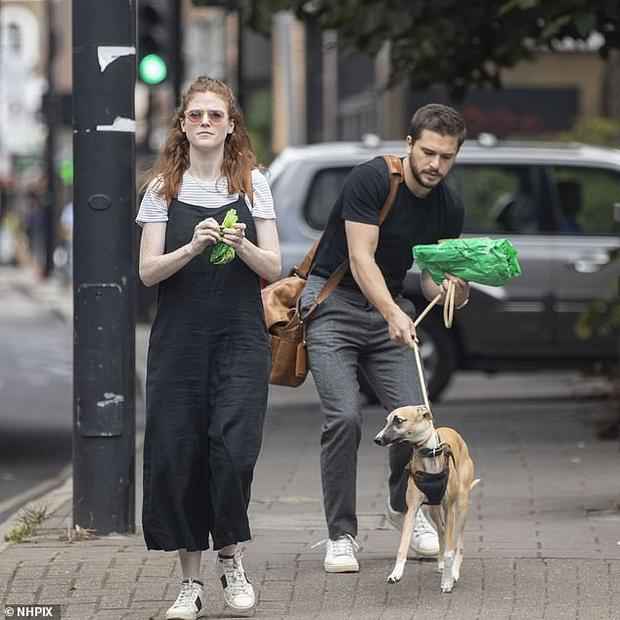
top-left (189, 218), bottom-right (221, 256)
top-left (221, 223), bottom-right (247, 251)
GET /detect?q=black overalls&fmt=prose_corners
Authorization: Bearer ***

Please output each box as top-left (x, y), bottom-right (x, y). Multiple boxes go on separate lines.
top-left (142, 194), bottom-right (271, 552)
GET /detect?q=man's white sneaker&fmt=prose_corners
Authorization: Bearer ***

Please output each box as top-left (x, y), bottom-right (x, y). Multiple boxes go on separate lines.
top-left (216, 552), bottom-right (256, 612)
top-left (322, 534), bottom-right (360, 573)
top-left (165, 578), bottom-right (206, 620)
top-left (385, 500), bottom-right (439, 557)
top-left (412, 507), bottom-right (440, 556)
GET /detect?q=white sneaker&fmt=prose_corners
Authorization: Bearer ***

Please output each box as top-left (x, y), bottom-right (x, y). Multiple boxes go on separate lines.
top-left (321, 534), bottom-right (360, 573)
top-left (165, 579), bottom-right (206, 620)
top-left (216, 552), bottom-right (256, 612)
top-left (386, 500), bottom-right (439, 557)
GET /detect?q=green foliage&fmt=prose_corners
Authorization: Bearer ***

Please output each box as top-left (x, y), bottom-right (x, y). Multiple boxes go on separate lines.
top-left (247, 0), bottom-right (620, 101)
top-left (246, 88), bottom-right (274, 164)
top-left (556, 117), bottom-right (620, 148)
top-left (4, 505), bottom-right (48, 544)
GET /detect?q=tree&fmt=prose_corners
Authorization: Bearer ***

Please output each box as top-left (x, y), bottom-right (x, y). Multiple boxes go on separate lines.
top-left (245, 0), bottom-right (620, 102)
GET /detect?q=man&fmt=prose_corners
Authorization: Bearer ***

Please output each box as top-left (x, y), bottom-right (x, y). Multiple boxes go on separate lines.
top-left (300, 104), bottom-right (470, 573)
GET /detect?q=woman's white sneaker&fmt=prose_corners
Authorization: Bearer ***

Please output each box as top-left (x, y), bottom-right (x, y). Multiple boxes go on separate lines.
top-left (323, 534), bottom-right (360, 573)
top-left (165, 578), bottom-right (206, 620)
top-left (216, 552), bottom-right (256, 612)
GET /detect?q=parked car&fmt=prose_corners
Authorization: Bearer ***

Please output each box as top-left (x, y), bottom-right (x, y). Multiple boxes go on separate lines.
top-left (266, 136), bottom-right (620, 401)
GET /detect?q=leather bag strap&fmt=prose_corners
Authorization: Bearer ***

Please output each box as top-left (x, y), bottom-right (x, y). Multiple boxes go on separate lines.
top-left (303, 155), bottom-right (404, 318)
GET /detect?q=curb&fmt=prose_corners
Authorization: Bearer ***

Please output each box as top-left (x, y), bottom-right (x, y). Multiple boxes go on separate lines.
top-left (0, 432), bottom-right (146, 556)
top-left (0, 465), bottom-right (72, 555)
top-left (0, 268), bottom-right (148, 553)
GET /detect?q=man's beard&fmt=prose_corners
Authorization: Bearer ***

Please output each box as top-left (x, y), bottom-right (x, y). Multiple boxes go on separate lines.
top-left (409, 157), bottom-right (441, 190)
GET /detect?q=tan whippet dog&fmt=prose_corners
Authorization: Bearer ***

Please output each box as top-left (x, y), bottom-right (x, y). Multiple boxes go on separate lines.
top-left (374, 405), bottom-right (479, 592)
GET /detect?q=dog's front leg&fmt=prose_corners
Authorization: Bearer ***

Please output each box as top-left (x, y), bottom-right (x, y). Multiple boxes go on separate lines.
top-left (440, 504), bottom-right (457, 593)
top-left (428, 505), bottom-right (445, 574)
top-left (387, 482), bottom-right (423, 584)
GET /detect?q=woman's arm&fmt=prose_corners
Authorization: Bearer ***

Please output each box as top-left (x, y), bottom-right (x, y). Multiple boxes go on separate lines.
top-left (223, 218), bottom-right (281, 282)
top-left (138, 219), bottom-right (221, 287)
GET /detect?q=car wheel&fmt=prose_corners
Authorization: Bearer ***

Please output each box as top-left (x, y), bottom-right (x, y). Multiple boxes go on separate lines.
top-left (358, 313), bottom-right (457, 404)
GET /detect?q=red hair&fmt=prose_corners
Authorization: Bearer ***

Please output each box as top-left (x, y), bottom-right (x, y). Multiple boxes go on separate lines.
top-left (143, 76), bottom-right (256, 203)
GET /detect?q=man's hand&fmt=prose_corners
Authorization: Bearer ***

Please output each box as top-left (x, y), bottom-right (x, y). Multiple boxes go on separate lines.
top-left (441, 273), bottom-right (470, 307)
top-left (386, 306), bottom-right (418, 347)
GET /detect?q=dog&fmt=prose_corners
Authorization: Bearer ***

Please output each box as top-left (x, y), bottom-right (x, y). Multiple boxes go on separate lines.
top-left (374, 405), bottom-right (479, 592)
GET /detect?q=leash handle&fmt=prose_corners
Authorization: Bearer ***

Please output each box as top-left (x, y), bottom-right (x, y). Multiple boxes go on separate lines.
top-left (443, 280), bottom-right (456, 328)
top-left (413, 280), bottom-right (457, 330)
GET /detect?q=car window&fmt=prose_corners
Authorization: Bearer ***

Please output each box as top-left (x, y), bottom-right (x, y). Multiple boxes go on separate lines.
top-left (304, 167), bottom-right (353, 230)
top-left (549, 166), bottom-right (620, 235)
top-left (446, 164), bottom-right (546, 234)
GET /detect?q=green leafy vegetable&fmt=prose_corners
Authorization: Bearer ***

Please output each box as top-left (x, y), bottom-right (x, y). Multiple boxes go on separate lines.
top-left (209, 208), bottom-right (239, 265)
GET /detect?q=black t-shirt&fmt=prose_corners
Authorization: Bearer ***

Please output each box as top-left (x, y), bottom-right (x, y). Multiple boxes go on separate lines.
top-left (312, 156), bottom-right (465, 296)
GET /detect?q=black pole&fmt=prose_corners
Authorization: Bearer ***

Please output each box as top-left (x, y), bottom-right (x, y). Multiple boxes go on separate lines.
top-left (43, 0), bottom-right (58, 278)
top-left (171, 0), bottom-right (183, 106)
top-left (305, 14), bottom-right (323, 144)
top-left (237, 6), bottom-right (244, 112)
top-left (73, 0), bottom-right (136, 534)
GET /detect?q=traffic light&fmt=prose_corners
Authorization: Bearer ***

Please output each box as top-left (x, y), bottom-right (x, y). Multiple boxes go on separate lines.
top-left (138, 0), bottom-right (170, 85)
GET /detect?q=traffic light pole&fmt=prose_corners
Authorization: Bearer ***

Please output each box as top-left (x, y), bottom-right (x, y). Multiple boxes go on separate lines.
top-left (236, 6), bottom-right (244, 112)
top-left (43, 0), bottom-right (59, 279)
top-left (171, 0), bottom-right (184, 105)
top-left (73, 0), bottom-right (136, 534)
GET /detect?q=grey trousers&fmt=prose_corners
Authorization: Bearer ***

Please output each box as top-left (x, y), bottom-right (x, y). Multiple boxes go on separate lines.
top-left (300, 275), bottom-right (427, 540)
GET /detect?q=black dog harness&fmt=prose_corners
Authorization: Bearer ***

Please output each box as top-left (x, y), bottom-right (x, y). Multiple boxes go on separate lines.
top-left (412, 439), bottom-right (455, 506)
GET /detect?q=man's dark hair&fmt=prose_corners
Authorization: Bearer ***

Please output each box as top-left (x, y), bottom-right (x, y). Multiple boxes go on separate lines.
top-left (408, 104), bottom-right (467, 147)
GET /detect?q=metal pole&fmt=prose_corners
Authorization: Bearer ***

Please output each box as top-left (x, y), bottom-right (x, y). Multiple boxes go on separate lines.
top-left (73, 0), bottom-right (136, 534)
top-left (171, 0), bottom-right (183, 106)
top-left (237, 6), bottom-right (244, 111)
top-left (304, 14), bottom-right (322, 144)
top-left (43, 0), bottom-right (58, 278)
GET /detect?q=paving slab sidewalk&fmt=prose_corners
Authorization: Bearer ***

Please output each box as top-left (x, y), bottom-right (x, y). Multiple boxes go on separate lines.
top-left (1, 266), bottom-right (620, 620)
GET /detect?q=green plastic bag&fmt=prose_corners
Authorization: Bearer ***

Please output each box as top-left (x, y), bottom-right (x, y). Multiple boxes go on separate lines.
top-left (412, 237), bottom-right (522, 286)
top-left (209, 208), bottom-right (239, 265)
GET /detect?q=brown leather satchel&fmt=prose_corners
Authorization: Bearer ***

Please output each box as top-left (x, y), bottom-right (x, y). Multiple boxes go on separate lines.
top-left (262, 155), bottom-right (404, 387)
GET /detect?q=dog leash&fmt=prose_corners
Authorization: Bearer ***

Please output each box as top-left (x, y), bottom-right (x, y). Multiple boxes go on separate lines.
top-left (409, 281), bottom-right (458, 411)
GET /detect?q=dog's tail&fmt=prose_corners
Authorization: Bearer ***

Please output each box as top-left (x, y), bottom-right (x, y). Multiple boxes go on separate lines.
top-left (470, 478), bottom-right (481, 491)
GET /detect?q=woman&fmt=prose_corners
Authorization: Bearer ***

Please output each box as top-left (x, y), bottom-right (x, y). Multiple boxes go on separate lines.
top-left (137, 76), bottom-right (280, 619)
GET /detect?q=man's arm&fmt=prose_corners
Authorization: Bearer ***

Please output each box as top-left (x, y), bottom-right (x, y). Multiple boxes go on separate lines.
top-left (345, 220), bottom-right (418, 347)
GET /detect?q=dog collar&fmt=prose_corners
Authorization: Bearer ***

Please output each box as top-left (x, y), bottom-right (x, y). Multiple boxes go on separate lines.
top-left (414, 430), bottom-right (444, 458)
top-left (417, 442), bottom-right (448, 458)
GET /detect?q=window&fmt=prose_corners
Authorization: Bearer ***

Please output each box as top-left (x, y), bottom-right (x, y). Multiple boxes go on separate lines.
top-left (549, 166), bottom-right (620, 235)
top-left (304, 167), bottom-right (352, 230)
top-left (446, 164), bottom-right (546, 234)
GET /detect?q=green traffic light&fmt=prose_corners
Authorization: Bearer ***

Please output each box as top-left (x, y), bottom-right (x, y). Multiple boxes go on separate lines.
top-left (139, 53), bottom-right (168, 85)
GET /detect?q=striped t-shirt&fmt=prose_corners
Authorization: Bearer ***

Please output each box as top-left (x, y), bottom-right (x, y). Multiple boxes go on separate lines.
top-left (136, 168), bottom-right (276, 225)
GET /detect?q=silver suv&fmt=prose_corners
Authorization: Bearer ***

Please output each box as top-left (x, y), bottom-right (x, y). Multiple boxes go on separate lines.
top-left (267, 137), bottom-right (620, 400)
